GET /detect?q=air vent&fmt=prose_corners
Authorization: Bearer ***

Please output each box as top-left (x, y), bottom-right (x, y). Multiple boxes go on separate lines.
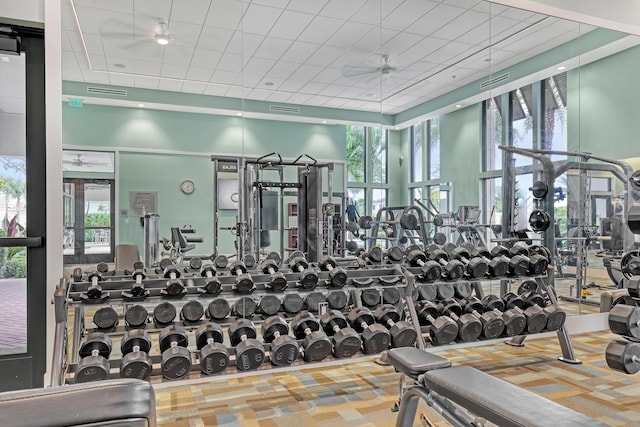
top-left (86, 86), bottom-right (128, 97)
top-left (269, 105), bottom-right (300, 114)
top-left (480, 73), bottom-right (510, 89)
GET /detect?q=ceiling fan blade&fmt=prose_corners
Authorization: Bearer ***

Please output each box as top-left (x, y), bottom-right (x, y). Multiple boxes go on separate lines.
top-left (341, 66), bottom-right (380, 78)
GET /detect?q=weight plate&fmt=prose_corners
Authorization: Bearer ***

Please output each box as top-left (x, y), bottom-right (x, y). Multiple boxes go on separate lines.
top-left (125, 305), bottom-right (148, 327)
top-left (154, 302), bottom-right (177, 325)
top-left (93, 306), bottom-right (118, 329)
top-left (529, 209), bottom-right (551, 232)
top-left (433, 232), bottom-right (446, 245)
top-left (96, 262), bottom-right (109, 274)
top-left (530, 181), bottom-right (549, 199)
top-left (207, 299), bottom-right (231, 320)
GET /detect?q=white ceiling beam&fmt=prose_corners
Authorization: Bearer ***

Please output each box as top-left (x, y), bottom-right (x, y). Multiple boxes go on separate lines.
top-left (490, 0), bottom-right (640, 36)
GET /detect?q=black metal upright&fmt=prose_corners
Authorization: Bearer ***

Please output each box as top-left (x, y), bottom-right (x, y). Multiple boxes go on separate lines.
top-left (298, 166), bottom-right (322, 262)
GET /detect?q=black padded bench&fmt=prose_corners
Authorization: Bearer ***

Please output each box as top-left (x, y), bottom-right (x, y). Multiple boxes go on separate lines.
top-left (0, 379), bottom-right (156, 427)
top-left (388, 347), bottom-right (610, 427)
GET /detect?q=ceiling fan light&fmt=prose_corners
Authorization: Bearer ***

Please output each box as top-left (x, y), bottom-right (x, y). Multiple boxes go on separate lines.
top-left (155, 34), bottom-right (170, 45)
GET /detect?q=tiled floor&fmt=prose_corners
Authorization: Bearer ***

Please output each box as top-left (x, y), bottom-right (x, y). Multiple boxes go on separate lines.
top-left (0, 278), bottom-right (27, 355)
top-left (154, 331), bottom-right (640, 427)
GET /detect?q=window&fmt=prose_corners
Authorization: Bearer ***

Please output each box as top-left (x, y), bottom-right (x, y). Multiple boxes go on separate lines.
top-left (512, 85), bottom-right (534, 167)
top-left (370, 126), bottom-right (387, 184)
top-left (411, 124), bottom-right (423, 182)
top-left (64, 179), bottom-right (116, 264)
top-left (543, 72), bottom-right (568, 161)
top-left (484, 98), bottom-right (503, 171)
top-left (429, 118), bottom-right (440, 180)
top-left (346, 125), bottom-right (365, 182)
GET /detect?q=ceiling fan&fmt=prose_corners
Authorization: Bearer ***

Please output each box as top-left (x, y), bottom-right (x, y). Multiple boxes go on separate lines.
top-left (99, 16), bottom-right (177, 50)
top-left (341, 54), bottom-right (398, 83)
top-left (63, 154), bottom-right (108, 168)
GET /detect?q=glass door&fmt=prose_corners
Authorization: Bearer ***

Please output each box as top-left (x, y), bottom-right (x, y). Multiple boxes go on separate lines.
top-left (0, 24), bottom-right (47, 391)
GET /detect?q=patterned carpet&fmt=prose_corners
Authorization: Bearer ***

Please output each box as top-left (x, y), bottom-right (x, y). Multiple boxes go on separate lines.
top-left (154, 331), bottom-right (640, 427)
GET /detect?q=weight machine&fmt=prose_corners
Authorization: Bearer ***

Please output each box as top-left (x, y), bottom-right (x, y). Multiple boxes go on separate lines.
top-left (212, 153), bottom-right (346, 264)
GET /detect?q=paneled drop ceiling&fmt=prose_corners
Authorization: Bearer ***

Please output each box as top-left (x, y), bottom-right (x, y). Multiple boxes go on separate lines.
top-left (61, 0), bottom-right (594, 115)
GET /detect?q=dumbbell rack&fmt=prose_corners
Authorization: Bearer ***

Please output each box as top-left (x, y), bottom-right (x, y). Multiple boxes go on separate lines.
top-left (52, 262), bottom-right (418, 385)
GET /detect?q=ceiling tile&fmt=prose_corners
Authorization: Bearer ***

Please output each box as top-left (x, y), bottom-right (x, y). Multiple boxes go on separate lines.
top-left (253, 0), bottom-right (290, 8)
top-left (300, 82), bottom-right (327, 94)
top-left (185, 66), bottom-right (213, 82)
top-left (320, 0), bottom-right (367, 19)
top-left (269, 10), bottom-right (315, 40)
top-left (203, 84), bottom-right (229, 96)
top-left (406, 3), bottom-right (467, 36)
top-left (190, 49), bottom-right (222, 68)
top-left (287, 0), bottom-right (329, 15)
top-left (297, 15), bottom-right (345, 44)
top-left (287, 93), bottom-right (314, 104)
top-left (280, 40), bottom-right (320, 64)
top-left (289, 64), bottom-right (324, 82)
top-left (83, 33), bottom-right (105, 56)
top-left (61, 2), bottom-right (78, 31)
top-left (211, 70), bottom-right (238, 85)
top-left (167, 21), bottom-right (204, 47)
top-left (312, 67), bottom-right (342, 84)
top-left (242, 3), bottom-right (283, 36)
top-left (383, 32), bottom-right (425, 55)
top-left (62, 68), bottom-right (86, 82)
top-left (160, 63), bottom-right (188, 79)
top-left (169, 0), bottom-right (211, 25)
top-left (88, 54), bottom-right (108, 70)
top-left (383, 0), bottom-right (439, 31)
top-left (197, 26), bottom-right (234, 52)
top-left (326, 21), bottom-right (374, 49)
top-left (107, 73), bottom-right (135, 87)
top-left (204, 0), bottom-right (244, 30)
top-left (266, 61), bottom-right (300, 79)
top-left (162, 44), bottom-right (196, 65)
top-left (253, 37), bottom-right (293, 61)
top-left (62, 31), bottom-right (75, 52)
top-left (134, 0), bottom-right (172, 20)
top-left (84, 71), bottom-right (111, 85)
top-left (225, 32), bottom-right (263, 57)
top-left (224, 86), bottom-right (243, 98)
top-left (433, 10), bottom-right (489, 41)
top-left (321, 84), bottom-right (352, 97)
top-left (64, 29), bottom-right (85, 52)
top-left (266, 91), bottom-right (292, 102)
top-left (277, 79), bottom-right (306, 92)
top-left (455, 21), bottom-right (491, 46)
top-left (399, 37), bottom-right (449, 63)
top-left (217, 52), bottom-right (243, 72)
top-left (427, 40), bottom-right (475, 64)
top-left (134, 75), bottom-right (160, 89)
top-left (158, 79), bottom-right (185, 92)
top-left (181, 81), bottom-right (208, 94)
top-left (306, 45), bottom-right (347, 67)
top-left (351, 0), bottom-right (382, 25)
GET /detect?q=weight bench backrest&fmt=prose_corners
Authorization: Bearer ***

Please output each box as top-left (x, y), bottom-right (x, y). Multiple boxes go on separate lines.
top-left (0, 379), bottom-right (156, 427)
top-left (424, 366), bottom-right (609, 427)
top-left (171, 227), bottom-right (195, 252)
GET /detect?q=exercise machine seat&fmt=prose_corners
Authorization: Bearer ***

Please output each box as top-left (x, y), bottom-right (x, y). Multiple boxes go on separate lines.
top-left (0, 379), bottom-right (156, 427)
top-left (115, 243), bottom-right (141, 271)
top-left (424, 366), bottom-right (609, 427)
top-left (171, 227), bottom-right (195, 252)
top-left (387, 347), bottom-right (451, 380)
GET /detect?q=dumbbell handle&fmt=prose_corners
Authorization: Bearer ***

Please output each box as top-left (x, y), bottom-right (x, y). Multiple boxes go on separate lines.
top-left (233, 267), bottom-right (243, 276)
top-left (443, 310), bottom-right (460, 321)
top-left (303, 327), bottom-right (312, 336)
top-left (168, 271), bottom-right (178, 280)
top-left (267, 266), bottom-right (277, 275)
top-left (331, 324), bottom-right (341, 333)
top-left (239, 334), bottom-right (248, 341)
top-left (385, 319), bottom-right (397, 328)
top-left (204, 270), bottom-right (214, 279)
top-left (436, 258), bottom-right (448, 267)
top-left (359, 321), bottom-right (370, 330)
top-left (90, 276), bottom-right (100, 286)
top-left (90, 349), bottom-right (100, 357)
top-left (294, 265), bottom-right (304, 273)
top-left (272, 331), bottom-right (282, 339)
top-left (134, 275), bottom-right (143, 285)
top-left (132, 345), bottom-right (141, 353)
top-left (415, 258), bottom-right (426, 267)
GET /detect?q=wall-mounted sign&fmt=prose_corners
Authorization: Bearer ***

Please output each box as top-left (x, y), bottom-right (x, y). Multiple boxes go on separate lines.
top-left (129, 191), bottom-right (158, 216)
top-left (217, 161), bottom-right (238, 173)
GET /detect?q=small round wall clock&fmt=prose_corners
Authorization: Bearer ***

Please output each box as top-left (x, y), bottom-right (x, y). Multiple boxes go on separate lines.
top-left (180, 179), bottom-right (195, 194)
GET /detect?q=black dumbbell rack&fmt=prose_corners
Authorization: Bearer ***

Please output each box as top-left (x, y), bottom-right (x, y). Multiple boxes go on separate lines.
top-left (51, 252), bottom-right (581, 386)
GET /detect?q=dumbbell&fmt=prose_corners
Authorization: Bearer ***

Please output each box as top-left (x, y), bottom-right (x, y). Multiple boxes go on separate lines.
top-left (445, 246), bottom-right (489, 279)
top-left (96, 262), bottom-right (109, 274)
top-left (230, 261), bottom-right (255, 293)
top-left (289, 256), bottom-right (319, 290)
top-left (511, 291), bottom-right (547, 334)
top-left (459, 244), bottom-right (509, 278)
top-left (124, 304), bottom-right (148, 328)
top-left (439, 299), bottom-right (482, 342)
top-left (159, 324), bottom-right (192, 379)
top-left (383, 288), bottom-right (400, 305)
top-left (386, 246), bottom-right (404, 262)
top-left (153, 301), bottom-right (177, 326)
top-left (181, 300), bottom-right (204, 323)
top-left (262, 316), bottom-right (299, 366)
top-left (189, 257), bottom-right (203, 270)
top-left (606, 340), bottom-right (640, 374)
top-left (609, 304), bottom-right (640, 338)
top-left (362, 246), bottom-right (383, 263)
top-left (200, 263), bottom-right (222, 295)
top-left (207, 298), bottom-right (230, 321)
top-left (93, 306), bottom-right (118, 330)
top-left (196, 323), bottom-right (229, 375)
top-left (291, 311), bottom-right (333, 362)
top-left (406, 249), bottom-right (442, 281)
top-left (518, 288), bottom-right (565, 330)
top-left (318, 255), bottom-right (348, 288)
top-left (257, 294), bottom-right (282, 317)
top-left (374, 304), bottom-right (417, 348)
top-left (326, 290), bottom-right (348, 310)
top-left (228, 318), bottom-right (265, 371)
top-left (83, 271), bottom-right (105, 301)
top-left (213, 254), bottom-right (228, 270)
top-left (482, 295), bottom-right (526, 337)
top-left (233, 296), bottom-right (257, 318)
top-left (507, 245), bottom-right (532, 277)
top-left (427, 248), bottom-right (465, 281)
top-left (122, 268), bottom-right (148, 299)
top-left (120, 329), bottom-right (153, 380)
top-left (320, 310), bottom-right (362, 358)
top-left (414, 300), bottom-right (458, 345)
top-left (163, 266), bottom-right (185, 296)
top-left (282, 293), bottom-right (304, 315)
top-left (526, 245), bottom-right (551, 275)
top-left (361, 288), bottom-right (381, 309)
top-left (304, 292), bottom-right (327, 313)
top-left (460, 296), bottom-right (505, 339)
top-left (261, 259), bottom-right (288, 292)
top-left (75, 332), bottom-right (112, 383)
top-left (347, 307), bottom-right (391, 354)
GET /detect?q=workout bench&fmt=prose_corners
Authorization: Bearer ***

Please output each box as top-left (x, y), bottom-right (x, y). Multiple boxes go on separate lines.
top-left (388, 347), bottom-right (609, 427)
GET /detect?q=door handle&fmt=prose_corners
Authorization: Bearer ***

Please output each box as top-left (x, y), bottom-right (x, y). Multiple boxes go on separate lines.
top-left (0, 237), bottom-right (43, 247)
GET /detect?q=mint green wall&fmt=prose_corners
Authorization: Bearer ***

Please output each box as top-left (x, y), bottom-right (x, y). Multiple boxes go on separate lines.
top-left (63, 104), bottom-right (347, 255)
top-left (568, 45), bottom-right (640, 157)
top-left (440, 105), bottom-right (483, 208)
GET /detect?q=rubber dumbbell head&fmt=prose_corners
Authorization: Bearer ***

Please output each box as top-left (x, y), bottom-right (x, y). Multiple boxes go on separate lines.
top-left (482, 294), bottom-right (526, 337)
top-left (200, 264), bottom-right (222, 295)
top-left (93, 306), bottom-right (118, 330)
top-left (439, 299), bottom-right (482, 342)
top-left (374, 304), bottom-right (417, 348)
top-left (347, 307), bottom-right (391, 354)
top-left (462, 296), bottom-right (505, 339)
top-left (230, 262), bottom-right (255, 293)
top-left (125, 304), bottom-right (148, 328)
top-left (320, 310), bottom-right (361, 358)
top-left (159, 324), bottom-right (192, 379)
top-left (207, 298), bottom-right (230, 321)
top-left (448, 246), bottom-right (489, 279)
top-left (414, 301), bottom-right (458, 345)
top-left (76, 332), bottom-right (112, 383)
top-left (318, 255), bottom-right (348, 288)
top-left (261, 316), bottom-right (299, 366)
top-left (290, 256), bottom-right (319, 290)
top-left (261, 259), bottom-right (288, 292)
top-left (407, 249), bottom-right (442, 282)
top-left (520, 291), bottom-right (549, 334)
top-left (196, 323), bottom-right (229, 375)
top-left (163, 266), bottom-right (186, 296)
top-left (291, 311), bottom-right (332, 362)
top-left (428, 249), bottom-right (464, 281)
top-left (120, 329), bottom-right (153, 380)
top-left (228, 318), bottom-right (265, 371)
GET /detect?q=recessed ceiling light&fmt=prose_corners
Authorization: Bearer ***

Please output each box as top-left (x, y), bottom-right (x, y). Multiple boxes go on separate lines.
top-left (264, 81), bottom-right (274, 86)
top-left (394, 127), bottom-right (400, 130)
top-left (137, 103), bottom-right (144, 108)
top-left (155, 34), bottom-right (170, 45)
top-left (455, 104), bottom-right (462, 108)
top-left (1, 57), bottom-right (9, 62)
top-left (113, 63), bottom-right (126, 68)
top-left (322, 120), bottom-right (327, 124)
top-left (236, 112), bottom-right (242, 116)
top-left (557, 66), bottom-right (566, 71)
